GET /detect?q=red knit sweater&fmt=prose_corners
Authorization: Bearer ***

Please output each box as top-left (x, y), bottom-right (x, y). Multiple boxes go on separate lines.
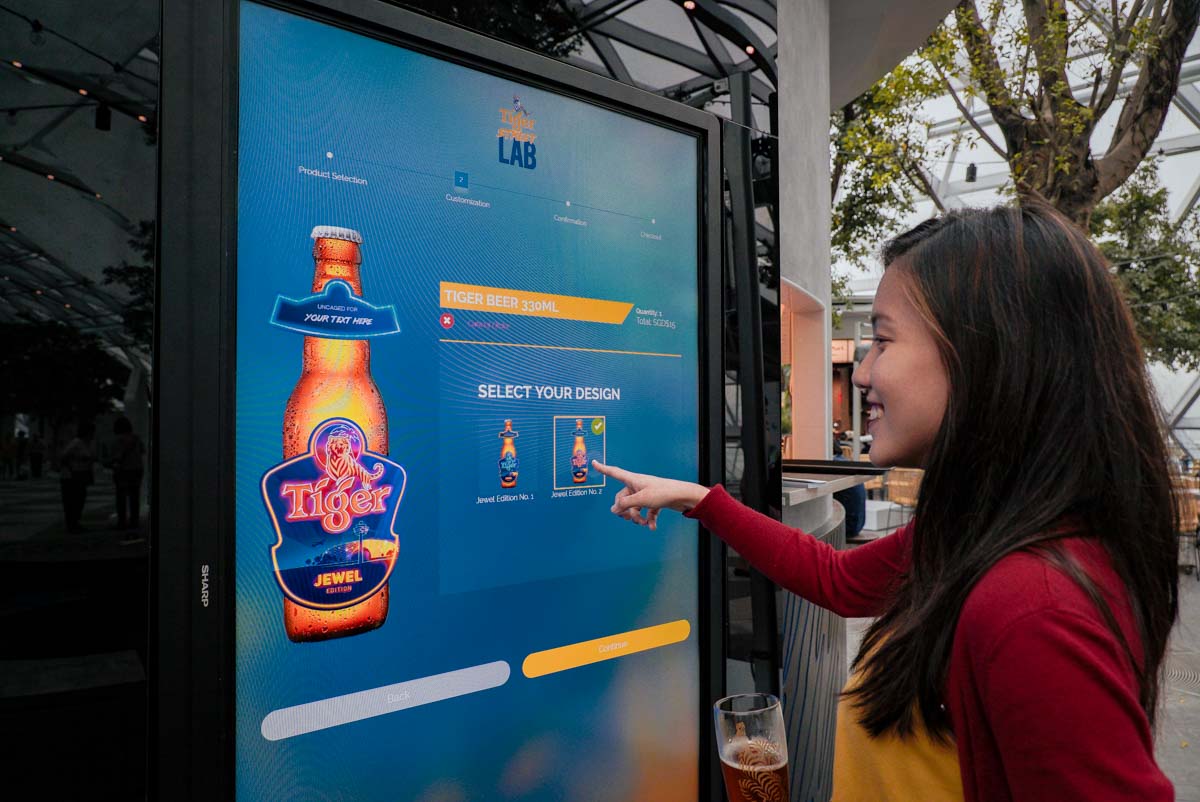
top-left (686, 485), bottom-right (1173, 802)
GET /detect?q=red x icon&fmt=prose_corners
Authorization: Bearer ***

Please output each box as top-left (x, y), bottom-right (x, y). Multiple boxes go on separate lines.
top-left (440, 312), bottom-right (455, 330)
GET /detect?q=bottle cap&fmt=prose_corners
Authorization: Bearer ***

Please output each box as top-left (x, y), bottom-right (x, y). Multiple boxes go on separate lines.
top-left (310, 226), bottom-right (363, 244)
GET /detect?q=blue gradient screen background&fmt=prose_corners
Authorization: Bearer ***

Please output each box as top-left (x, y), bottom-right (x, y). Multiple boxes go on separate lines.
top-left (236, 3), bottom-right (702, 799)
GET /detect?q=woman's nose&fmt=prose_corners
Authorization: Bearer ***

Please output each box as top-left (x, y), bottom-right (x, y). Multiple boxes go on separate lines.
top-left (852, 358), bottom-right (869, 390)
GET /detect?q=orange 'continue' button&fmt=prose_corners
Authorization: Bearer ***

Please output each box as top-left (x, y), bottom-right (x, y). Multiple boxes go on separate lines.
top-left (522, 619), bottom-right (691, 679)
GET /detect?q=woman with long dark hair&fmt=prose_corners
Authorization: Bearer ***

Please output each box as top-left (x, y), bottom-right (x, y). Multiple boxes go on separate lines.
top-left (596, 202), bottom-right (1178, 800)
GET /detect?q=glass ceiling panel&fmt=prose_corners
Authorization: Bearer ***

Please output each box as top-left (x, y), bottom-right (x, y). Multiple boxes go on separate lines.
top-left (608, 38), bottom-right (708, 89)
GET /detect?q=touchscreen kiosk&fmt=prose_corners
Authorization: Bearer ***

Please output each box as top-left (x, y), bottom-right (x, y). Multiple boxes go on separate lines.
top-left (157, 2), bottom-right (724, 798)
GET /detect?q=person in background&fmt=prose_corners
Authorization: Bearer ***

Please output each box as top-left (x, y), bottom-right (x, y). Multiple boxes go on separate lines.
top-left (0, 436), bottom-right (14, 480)
top-left (59, 421), bottom-right (96, 533)
top-left (110, 416), bottom-right (145, 530)
top-left (594, 203), bottom-right (1176, 801)
top-left (832, 435), bottom-right (867, 539)
top-left (833, 466), bottom-right (867, 539)
top-left (28, 433), bottom-right (45, 479)
top-left (14, 430), bottom-right (28, 480)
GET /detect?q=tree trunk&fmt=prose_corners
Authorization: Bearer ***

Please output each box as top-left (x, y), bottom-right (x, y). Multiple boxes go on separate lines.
top-left (1022, 143), bottom-right (1101, 228)
top-left (954, 0), bottom-right (1200, 228)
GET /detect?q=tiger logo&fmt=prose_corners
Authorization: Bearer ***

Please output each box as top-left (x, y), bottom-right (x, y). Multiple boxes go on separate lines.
top-left (322, 425), bottom-right (385, 489)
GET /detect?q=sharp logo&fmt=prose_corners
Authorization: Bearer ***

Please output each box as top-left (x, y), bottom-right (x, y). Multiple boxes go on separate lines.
top-left (200, 564), bottom-right (210, 607)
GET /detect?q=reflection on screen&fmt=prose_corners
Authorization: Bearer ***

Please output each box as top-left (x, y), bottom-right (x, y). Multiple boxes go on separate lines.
top-left (235, 3), bottom-right (701, 798)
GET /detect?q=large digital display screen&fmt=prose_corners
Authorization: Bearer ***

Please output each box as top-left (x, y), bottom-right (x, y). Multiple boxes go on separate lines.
top-left (235, 3), bottom-right (703, 798)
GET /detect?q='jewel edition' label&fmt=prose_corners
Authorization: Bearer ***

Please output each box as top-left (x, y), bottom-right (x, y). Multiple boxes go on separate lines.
top-left (261, 418), bottom-right (406, 609)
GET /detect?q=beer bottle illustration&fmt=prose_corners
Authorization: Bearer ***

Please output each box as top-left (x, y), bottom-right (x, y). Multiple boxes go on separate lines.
top-left (571, 418), bottom-right (588, 484)
top-left (274, 226), bottom-right (398, 642)
top-left (498, 420), bottom-right (519, 489)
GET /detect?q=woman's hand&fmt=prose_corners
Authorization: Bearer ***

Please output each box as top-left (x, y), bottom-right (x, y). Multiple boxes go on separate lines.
top-left (591, 460), bottom-right (709, 531)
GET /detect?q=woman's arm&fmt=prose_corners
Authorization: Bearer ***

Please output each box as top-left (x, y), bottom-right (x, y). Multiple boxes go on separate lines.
top-left (594, 462), bottom-right (910, 618)
top-left (686, 485), bottom-right (909, 618)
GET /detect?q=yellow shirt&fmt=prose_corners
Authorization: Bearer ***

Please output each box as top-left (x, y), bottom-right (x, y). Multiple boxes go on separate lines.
top-left (831, 669), bottom-right (963, 802)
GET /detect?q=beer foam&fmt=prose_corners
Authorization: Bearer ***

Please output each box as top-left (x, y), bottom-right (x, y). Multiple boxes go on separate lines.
top-left (718, 735), bottom-right (788, 771)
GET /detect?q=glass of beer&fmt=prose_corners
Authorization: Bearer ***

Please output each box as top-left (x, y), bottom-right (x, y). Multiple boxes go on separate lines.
top-left (713, 693), bottom-right (789, 802)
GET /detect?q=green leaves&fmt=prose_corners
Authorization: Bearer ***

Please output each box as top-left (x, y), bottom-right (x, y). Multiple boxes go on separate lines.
top-left (101, 219), bottom-right (154, 351)
top-left (1091, 159), bottom-right (1200, 370)
top-left (830, 55), bottom-right (946, 268)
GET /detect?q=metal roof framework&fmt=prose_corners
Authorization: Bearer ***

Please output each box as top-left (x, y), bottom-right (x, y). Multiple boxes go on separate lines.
top-left (1169, 375), bottom-right (1200, 459)
top-left (0, 0), bottom-right (158, 367)
top-left (555, 0), bottom-right (777, 108)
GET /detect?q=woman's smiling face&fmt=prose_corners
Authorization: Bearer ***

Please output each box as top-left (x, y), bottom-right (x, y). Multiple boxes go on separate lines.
top-left (852, 266), bottom-right (950, 469)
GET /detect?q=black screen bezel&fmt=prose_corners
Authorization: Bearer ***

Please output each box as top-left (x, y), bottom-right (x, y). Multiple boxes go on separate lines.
top-left (154, 1), bottom-right (725, 798)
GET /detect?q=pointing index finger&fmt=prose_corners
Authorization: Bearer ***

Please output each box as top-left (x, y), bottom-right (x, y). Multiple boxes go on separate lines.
top-left (592, 460), bottom-right (634, 484)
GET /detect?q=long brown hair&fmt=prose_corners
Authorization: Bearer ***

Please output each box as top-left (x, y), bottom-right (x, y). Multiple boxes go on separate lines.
top-left (848, 202), bottom-right (1179, 740)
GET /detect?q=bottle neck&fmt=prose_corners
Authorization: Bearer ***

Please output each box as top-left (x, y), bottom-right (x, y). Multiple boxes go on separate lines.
top-left (300, 336), bottom-right (370, 374)
top-left (304, 237), bottom-right (367, 372)
top-left (311, 238), bottom-right (363, 294)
